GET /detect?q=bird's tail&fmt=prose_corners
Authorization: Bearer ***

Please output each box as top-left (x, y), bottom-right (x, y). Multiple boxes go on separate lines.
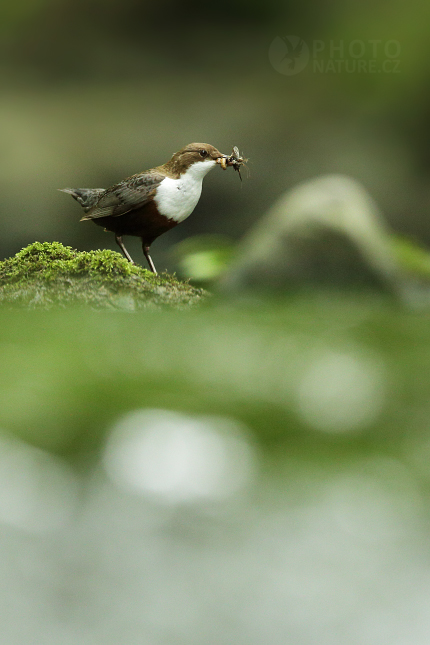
top-left (58, 187), bottom-right (105, 213)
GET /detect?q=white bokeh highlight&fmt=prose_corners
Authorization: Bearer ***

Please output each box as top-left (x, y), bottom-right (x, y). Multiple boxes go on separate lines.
top-left (297, 349), bottom-right (386, 433)
top-left (103, 409), bottom-right (255, 502)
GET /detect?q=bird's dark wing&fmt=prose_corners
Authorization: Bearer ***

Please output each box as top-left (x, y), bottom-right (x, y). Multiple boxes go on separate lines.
top-left (81, 171), bottom-right (165, 220)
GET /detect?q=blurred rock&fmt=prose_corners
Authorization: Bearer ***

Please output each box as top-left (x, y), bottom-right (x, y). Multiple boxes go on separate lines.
top-left (219, 175), bottom-right (404, 294)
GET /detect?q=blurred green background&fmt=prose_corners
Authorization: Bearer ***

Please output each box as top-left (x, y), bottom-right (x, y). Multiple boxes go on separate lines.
top-left (3, 0), bottom-right (430, 266)
top-left (3, 2), bottom-right (430, 644)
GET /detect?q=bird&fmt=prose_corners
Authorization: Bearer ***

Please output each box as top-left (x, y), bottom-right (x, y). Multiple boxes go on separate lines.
top-left (59, 142), bottom-right (239, 273)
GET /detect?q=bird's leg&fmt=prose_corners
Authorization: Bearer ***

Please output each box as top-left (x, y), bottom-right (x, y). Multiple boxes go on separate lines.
top-left (142, 243), bottom-right (157, 274)
top-left (115, 235), bottom-right (134, 264)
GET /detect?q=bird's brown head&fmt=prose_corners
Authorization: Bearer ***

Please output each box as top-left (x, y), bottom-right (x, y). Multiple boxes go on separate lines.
top-left (164, 143), bottom-right (230, 177)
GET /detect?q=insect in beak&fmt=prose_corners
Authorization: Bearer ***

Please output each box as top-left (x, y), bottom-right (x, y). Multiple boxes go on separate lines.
top-left (227, 147), bottom-right (248, 180)
top-left (217, 156), bottom-right (229, 170)
top-left (217, 147), bottom-right (248, 179)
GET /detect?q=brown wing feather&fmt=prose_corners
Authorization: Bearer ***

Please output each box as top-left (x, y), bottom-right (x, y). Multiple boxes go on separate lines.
top-left (81, 171), bottom-right (165, 221)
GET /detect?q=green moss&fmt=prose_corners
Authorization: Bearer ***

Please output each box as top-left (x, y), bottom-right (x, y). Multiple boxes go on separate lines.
top-left (0, 242), bottom-right (206, 310)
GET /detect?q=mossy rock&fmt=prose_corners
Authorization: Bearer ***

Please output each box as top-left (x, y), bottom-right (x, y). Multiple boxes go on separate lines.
top-left (0, 242), bottom-right (206, 310)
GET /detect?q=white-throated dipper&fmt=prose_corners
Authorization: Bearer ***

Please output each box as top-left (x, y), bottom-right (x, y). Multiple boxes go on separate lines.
top-left (59, 142), bottom-right (244, 273)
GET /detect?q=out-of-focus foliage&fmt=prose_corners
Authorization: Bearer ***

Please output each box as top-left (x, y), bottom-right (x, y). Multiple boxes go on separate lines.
top-left (173, 235), bottom-right (234, 282)
top-left (0, 298), bottom-right (430, 643)
top-left (0, 295), bottom-right (426, 455)
top-left (392, 235), bottom-right (430, 279)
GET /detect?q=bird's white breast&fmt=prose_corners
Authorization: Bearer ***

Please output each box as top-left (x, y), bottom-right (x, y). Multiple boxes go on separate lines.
top-left (154, 159), bottom-right (216, 223)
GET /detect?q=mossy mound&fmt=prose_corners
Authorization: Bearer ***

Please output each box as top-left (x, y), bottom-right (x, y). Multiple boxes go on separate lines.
top-left (0, 242), bottom-right (206, 310)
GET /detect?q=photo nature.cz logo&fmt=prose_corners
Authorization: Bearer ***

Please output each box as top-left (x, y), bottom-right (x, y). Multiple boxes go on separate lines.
top-left (269, 36), bottom-right (401, 75)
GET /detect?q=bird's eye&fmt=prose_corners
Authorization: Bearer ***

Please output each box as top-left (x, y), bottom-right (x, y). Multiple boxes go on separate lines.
top-left (199, 149), bottom-right (208, 158)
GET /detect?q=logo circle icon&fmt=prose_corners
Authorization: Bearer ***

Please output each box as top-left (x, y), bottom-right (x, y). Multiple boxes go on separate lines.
top-left (269, 35), bottom-right (310, 76)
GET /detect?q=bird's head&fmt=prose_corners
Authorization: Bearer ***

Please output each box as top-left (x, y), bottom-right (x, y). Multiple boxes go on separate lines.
top-left (166, 143), bottom-right (236, 177)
